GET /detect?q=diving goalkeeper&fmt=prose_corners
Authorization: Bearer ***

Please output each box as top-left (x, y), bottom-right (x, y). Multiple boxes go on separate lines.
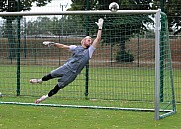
top-left (30, 18), bottom-right (104, 104)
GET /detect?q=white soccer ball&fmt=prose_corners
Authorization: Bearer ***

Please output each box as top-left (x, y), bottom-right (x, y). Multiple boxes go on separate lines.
top-left (109, 2), bottom-right (119, 12)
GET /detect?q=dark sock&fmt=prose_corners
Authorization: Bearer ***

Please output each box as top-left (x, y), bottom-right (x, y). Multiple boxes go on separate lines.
top-left (42, 74), bottom-right (53, 81)
top-left (48, 84), bottom-right (61, 97)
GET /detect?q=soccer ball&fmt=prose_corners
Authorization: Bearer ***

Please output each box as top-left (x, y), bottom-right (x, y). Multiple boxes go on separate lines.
top-left (109, 2), bottom-right (119, 12)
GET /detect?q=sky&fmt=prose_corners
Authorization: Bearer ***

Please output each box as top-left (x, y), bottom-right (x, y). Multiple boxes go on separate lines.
top-left (0, 0), bottom-right (72, 22)
top-left (23, 0), bottom-right (72, 21)
top-left (30, 0), bottom-right (72, 12)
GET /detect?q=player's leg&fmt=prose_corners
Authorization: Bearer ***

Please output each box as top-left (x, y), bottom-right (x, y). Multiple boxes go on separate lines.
top-left (35, 83), bottom-right (65, 104)
top-left (29, 74), bottom-right (53, 84)
top-left (35, 71), bottom-right (77, 104)
top-left (35, 84), bottom-right (60, 104)
top-left (30, 65), bottom-right (64, 84)
top-left (42, 73), bottom-right (54, 81)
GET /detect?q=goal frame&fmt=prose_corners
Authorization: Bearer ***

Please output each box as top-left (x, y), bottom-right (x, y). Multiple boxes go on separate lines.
top-left (0, 9), bottom-right (176, 120)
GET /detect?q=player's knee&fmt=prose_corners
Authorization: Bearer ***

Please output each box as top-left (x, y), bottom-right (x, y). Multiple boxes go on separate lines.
top-left (58, 83), bottom-right (66, 89)
top-left (57, 79), bottom-right (71, 89)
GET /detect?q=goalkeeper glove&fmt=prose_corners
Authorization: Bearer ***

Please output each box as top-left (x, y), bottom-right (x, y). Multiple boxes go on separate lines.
top-left (43, 41), bottom-right (55, 47)
top-left (95, 18), bottom-right (104, 29)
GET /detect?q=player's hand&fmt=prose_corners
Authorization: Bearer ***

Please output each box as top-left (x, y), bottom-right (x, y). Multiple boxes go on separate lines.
top-left (43, 41), bottom-right (55, 47)
top-left (95, 18), bottom-right (104, 29)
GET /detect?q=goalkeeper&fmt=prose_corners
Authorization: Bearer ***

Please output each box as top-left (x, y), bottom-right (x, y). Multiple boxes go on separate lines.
top-left (30, 18), bottom-right (104, 104)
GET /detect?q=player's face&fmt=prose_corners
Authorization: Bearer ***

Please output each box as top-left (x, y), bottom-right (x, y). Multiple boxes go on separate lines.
top-left (83, 37), bottom-right (92, 48)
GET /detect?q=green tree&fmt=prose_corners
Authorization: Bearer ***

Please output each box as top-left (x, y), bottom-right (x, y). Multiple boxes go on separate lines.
top-left (152, 0), bottom-right (181, 35)
top-left (0, 0), bottom-right (52, 59)
top-left (69, 0), bottom-right (153, 62)
top-left (25, 16), bottom-right (83, 37)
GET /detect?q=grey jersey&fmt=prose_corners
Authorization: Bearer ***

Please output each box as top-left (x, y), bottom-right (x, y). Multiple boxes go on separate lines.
top-left (64, 45), bottom-right (95, 74)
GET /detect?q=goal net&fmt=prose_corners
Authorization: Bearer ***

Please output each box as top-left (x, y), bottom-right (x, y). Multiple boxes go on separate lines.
top-left (0, 10), bottom-right (176, 120)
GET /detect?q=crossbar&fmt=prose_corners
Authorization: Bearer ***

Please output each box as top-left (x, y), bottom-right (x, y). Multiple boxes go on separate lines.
top-left (0, 10), bottom-right (160, 16)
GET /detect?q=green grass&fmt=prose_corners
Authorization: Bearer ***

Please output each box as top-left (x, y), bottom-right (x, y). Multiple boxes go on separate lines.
top-left (0, 65), bottom-right (157, 109)
top-left (0, 104), bottom-right (181, 129)
top-left (0, 65), bottom-right (180, 128)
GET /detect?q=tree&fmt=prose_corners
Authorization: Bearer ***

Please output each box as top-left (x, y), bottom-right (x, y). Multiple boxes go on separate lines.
top-left (152, 0), bottom-right (181, 35)
top-left (25, 16), bottom-right (84, 37)
top-left (69, 0), bottom-right (153, 62)
top-left (0, 0), bottom-right (52, 59)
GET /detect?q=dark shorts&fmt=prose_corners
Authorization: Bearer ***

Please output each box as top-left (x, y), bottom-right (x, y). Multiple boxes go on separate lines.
top-left (51, 65), bottom-right (77, 88)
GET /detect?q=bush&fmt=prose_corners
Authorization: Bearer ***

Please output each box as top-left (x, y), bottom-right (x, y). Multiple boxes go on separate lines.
top-left (116, 50), bottom-right (134, 62)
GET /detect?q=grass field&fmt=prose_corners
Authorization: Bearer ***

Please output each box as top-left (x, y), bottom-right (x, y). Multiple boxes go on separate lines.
top-left (0, 65), bottom-right (180, 128)
top-left (0, 71), bottom-right (180, 128)
top-left (0, 65), bottom-right (160, 109)
top-left (0, 103), bottom-right (181, 129)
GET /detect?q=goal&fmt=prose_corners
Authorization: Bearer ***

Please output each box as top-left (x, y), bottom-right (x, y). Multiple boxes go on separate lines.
top-left (0, 10), bottom-right (176, 120)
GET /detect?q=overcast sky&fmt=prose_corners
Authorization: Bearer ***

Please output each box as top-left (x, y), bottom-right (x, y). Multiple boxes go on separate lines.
top-left (30, 0), bottom-right (72, 12)
top-left (22, 0), bottom-right (72, 21)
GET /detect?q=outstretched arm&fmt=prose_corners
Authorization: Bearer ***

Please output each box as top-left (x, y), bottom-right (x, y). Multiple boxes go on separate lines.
top-left (92, 18), bottom-right (104, 48)
top-left (43, 41), bottom-right (70, 50)
top-left (53, 43), bottom-right (70, 49)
